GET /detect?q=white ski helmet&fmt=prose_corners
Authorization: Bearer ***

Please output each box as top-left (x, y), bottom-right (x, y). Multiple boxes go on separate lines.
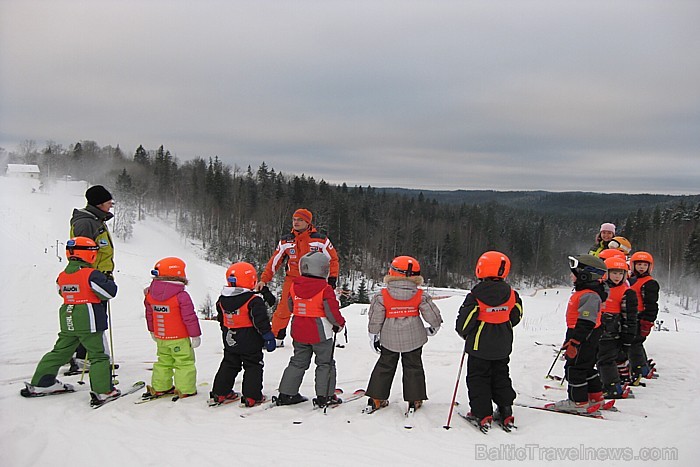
top-left (299, 251), bottom-right (330, 279)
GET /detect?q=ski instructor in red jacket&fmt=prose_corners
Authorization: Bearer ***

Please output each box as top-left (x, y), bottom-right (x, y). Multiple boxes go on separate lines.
top-left (255, 208), bottom-right (339, 346)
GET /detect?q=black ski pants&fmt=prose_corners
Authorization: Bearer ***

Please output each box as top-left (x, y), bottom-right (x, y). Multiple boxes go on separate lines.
top-left (466, 355), bottom-right (516, 420)
top-left (565, 327), bottom-right (603, 403)
top-left (212, 347), bottom-right (264, 400)
top-left (366, 346), bottom-right (427, 402)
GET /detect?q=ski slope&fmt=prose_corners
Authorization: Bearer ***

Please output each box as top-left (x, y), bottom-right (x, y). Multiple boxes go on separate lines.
top-left (1, 176), bottom-right (698, 467)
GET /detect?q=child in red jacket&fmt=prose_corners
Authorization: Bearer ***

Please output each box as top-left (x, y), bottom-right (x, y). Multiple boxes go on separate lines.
top-left (274, 252), bottom-right (345, 409)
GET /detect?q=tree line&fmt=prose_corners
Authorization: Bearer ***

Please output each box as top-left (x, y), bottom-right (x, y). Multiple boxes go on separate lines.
top-left (8, 140), bottom-right (700, 309)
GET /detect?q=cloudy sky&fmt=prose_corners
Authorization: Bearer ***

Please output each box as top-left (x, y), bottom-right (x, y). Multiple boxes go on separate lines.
top-left (1, 0), bottom-right (698, 194)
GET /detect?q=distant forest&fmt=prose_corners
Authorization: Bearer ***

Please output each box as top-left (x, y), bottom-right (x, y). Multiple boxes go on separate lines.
top-left (7, 140), bottom-right (700, 307)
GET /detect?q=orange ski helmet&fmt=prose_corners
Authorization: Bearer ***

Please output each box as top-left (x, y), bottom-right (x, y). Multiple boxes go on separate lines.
top-left (604, 256), bottom-right (629, 273)
top-left (389, 255), bottom-right (421, 277)
top-left (475, 251), bottom-right (511, 279)
top-left (225, 262), bottom-right (258, 289)
top-left (599, 249), bottom-right (626, 261)
top-left (630, 251), bottom-right (654, 273)
top-left (152, 257), bottom-right (186, 278)
top-left (65, 237), bottom-right (99, 264)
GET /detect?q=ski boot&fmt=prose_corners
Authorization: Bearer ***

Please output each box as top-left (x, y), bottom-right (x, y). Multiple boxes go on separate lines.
top-left (313, 394), bottom-right (342, 409)
top-left (208, 391), bottom-right (240, 407)
top-left (273, 393), bottom-right (308, 406)
top-left (141, 385), bottom-right (175, 400)
top-left (20, 380), bottom-right (75, 398)
top-left (493, 405), bottom-right (516, 431)
top-left (90, 388), bottom-right (121, 407)
top-left (545, 398), bottom-right (601, 416)
top-left (362, 397), bottom-right (389, 414)
top-left (243, 395), bottom-right (267, 407)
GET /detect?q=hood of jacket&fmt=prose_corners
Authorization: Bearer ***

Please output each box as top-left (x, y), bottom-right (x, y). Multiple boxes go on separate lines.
top-left (148, 280), bottom-right (185, 301)
top-left (383, 276), bottom-right (422, 300)
top-left (72, 205), bottom-right (114, 223)
top-left (470, 279), bottom-right (513, 306)
top-left (292, 275), bottom-right (328, 298)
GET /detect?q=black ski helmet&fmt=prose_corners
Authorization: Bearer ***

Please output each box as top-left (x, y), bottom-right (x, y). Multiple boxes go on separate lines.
top-left (568, 254), bottom-right (607, 282)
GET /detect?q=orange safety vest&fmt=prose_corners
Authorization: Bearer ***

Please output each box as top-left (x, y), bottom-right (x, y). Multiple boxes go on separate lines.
top-left (630, 276), bottom-right (653, 312)
top-left (57, 268), bottom-right (101, 304)
top-left (475, 290), bottom-right (516, 324)
top-left (382, 289), bottom-right (422, 318)
top-left (601, 283), bottom-right (628, 314)
top-left (148, 293), bottom-right (189, 340)
top-left (221, 296), bottom-right (255, 329)
top-left (290, 286), bottom-right (326, 318)
top-left (566, 289), bottom-right (602, 329)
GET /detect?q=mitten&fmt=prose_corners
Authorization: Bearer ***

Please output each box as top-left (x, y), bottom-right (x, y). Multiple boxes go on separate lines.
top-left (368, 333), bottom-right (381, 354)
top-left (425, 326), bottom-right (439, 337)
top-left (262, 331), bottom-right (276, 352)
top-left (260, 286), bottom-right (277, 307)
top-left (639, 320), bottom-right (653, 337)
top-left (191, 336), bottom-right (201, 348)
top-left (328, 277), bottom-right (338, 288)
top-left (561, 338), bottom-right (581, 359)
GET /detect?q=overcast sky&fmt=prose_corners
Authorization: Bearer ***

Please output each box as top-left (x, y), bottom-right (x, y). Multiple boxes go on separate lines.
top-left (1, 0), bottom-right (698, 194)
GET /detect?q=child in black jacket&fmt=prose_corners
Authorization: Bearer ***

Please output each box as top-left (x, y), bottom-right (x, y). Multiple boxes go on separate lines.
top-left (456, 251), bottom-right (522, 430)
top-left (210, 262), bottom-right (277, 407)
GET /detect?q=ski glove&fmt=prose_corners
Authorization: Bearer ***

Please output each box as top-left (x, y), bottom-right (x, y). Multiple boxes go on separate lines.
top-left (332, 325), bottom-right (344, 334)
top-left (561, 338), bottom-right (580, 359)
top-left (191, 336), bottom-right (201, 348)
top-left (328, 277), bottom-right (337, 289)
top-left (262, 331), bottom-right (277, 352)
top-left (639, 320), bottom-right (653, 337)
top-left (368, 333), bottom-right (381, 354)
top-left (425, 326), bottom-right (439, 337)
top-left (260, 286), bottom-right (277, 307)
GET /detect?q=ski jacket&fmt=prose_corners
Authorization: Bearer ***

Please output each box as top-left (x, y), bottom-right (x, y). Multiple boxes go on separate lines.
top-left (56, 260), bottom-right (117, 334)
top-left (588, 240), bottom-right (611, 257)
top-left (290, 284), bottom-right (327, 318)
top-left (145, 280), bottom-right (200, 340)
top-left (70, 205), bottom-right (115, 274)
top-left (287, 276), bottom-right (344, 345)
top-left (456, 279), bottom-right (522, 360)
top-left (260, 225), bottom-right (339, 284)
top-left (629, 274), bottom-right (660, 323)
top-left (382, 289), bottom-right (422, 318)
top-left (565, 281), bottom-right (607, 343)
top-left (368, 276), bottom-right (443, 353)
top-left (600, 280), bottom-right (638, 339)
top-left (216, 287), bottom-right (272, 353)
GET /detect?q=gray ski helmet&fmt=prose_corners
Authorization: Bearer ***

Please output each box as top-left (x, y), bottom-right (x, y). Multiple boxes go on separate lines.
top-left (568, 254), bottom-right (607, 282)
top-left (299, 251), bottom-right (330, 279)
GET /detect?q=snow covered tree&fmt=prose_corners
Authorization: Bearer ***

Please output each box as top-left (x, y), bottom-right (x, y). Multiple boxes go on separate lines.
top-left (356, 279), bottom-right (370, 304)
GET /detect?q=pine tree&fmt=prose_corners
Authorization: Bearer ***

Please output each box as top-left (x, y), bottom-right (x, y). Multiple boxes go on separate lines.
top-left (356, 279), bottom-right (370, 304)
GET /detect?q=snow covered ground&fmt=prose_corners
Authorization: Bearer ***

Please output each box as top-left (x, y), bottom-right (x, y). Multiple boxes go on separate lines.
top-left (1, 176), bottom-right (698, 467)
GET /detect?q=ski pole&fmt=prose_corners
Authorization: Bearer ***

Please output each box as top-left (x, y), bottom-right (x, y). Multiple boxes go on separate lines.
top-left (78, 352), bottom-right (88, 385)
top-left (545, 346), bottom-right (564, 380)
top-left (443, 341), bottom-right (468, 430)
top-left (324, 332), bottom-right (338, 414)
top-left (107, 301), bottom-right (117, 385)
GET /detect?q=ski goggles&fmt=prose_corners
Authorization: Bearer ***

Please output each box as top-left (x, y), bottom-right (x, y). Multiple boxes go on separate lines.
top-left (568, 256), bottom-right (606, 277)
top-left (66, 239), bottom-right (99, 251)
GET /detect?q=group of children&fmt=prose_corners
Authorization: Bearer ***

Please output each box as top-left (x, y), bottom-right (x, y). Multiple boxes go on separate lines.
top-left (22, 219), bottom-right (660, 428)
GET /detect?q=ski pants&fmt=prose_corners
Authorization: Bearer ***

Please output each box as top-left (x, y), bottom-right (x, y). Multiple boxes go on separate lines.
top-left (74, 333), bottom-right (112, 361)
top-left (465, 355), bottom-right (516, 419)
top-left (152, 337), bottom-right (197, 394)
top-left (366, 346), bottom-right (427, 402)
top-left (271, 277), bottom-right (293, 339)
top-left (597, 336), bottom-right (622, 386)
top-left (279, 338), bottom-right (336, 397)
top-left (565, 327), bottom-right (603, 403)
top-left (31, 331), bottom-right (112, 394)
top-left (628, 336), bottom-right (651, 376)
top-left (213, 347), bottom-right (264, 400)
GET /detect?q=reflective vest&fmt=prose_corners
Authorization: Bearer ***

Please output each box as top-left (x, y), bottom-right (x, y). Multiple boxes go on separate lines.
top-left (475, 290), bottom-right (516, 324)
top-left (221, 296), bottom-right (255, 329)
top-left (630, 276), bottom-right (653, 312)
top-left (148, 293), bottom-right (189, 340)
top-left (566, 290), bottom-right (602, 329)
top-left (601, 283), bottom-right (628, 314)
top-left (382, 289), bottom-right (422, 318)
top-left (290, 286), bottom-right (326, 318)
top-left (57, 268), bottom-right (101, 304)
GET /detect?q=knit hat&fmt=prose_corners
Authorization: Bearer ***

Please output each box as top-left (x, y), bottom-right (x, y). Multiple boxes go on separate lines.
top-left (85, 185), bottom-right (113, 206)
top-left (600, 222), bottom-right (616, 234)
top-left (293, 208), bottom-right (313, 224)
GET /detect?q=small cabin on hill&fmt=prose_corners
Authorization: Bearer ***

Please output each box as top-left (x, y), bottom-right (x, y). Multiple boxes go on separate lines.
top-left (6, 164), bottom-right (40, 179)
